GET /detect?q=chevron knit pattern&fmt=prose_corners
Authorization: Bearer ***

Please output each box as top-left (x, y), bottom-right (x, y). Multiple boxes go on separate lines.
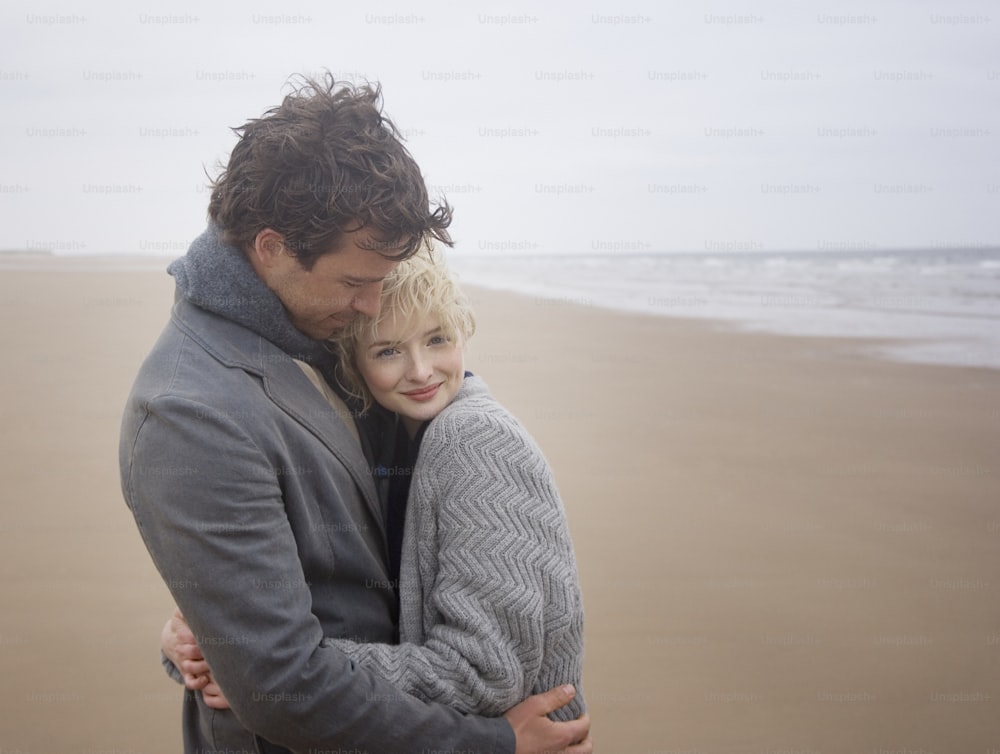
top-left (328, 376), bottom-right (586, 721)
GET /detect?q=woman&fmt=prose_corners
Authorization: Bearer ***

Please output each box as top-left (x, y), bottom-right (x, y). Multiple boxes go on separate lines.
top-left (164, 248), bottom-right (586, 720)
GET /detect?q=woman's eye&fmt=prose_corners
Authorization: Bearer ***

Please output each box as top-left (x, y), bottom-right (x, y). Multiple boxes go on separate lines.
top-left (375, 348), bottom-right (398, 359)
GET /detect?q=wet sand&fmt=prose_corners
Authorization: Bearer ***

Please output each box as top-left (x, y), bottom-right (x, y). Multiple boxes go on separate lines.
top-left (0, 255), bottom-right (997, 752)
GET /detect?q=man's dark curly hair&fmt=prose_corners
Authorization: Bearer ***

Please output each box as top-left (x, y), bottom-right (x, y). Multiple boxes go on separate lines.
top-left (208, 73), bottom-right (452, 268)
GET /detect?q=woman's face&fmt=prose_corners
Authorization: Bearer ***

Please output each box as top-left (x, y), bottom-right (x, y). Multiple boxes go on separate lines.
top-left (356, 311), bottom-right (465, 435)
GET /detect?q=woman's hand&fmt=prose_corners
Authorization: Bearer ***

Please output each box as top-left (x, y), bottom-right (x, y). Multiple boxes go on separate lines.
top-left (161, 607), bottom-right (231, 709)
top-left (199, 677), bottom-right (231, 710)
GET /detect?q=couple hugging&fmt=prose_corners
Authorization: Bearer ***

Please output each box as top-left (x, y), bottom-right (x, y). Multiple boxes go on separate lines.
top-left (120, 73), bottom-right (590, 754)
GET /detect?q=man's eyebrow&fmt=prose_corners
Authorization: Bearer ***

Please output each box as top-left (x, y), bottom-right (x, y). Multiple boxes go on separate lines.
top-left (343, 274), bottom-right (388, 284)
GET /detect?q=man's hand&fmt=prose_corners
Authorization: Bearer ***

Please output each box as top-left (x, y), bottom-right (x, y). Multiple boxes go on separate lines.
top-left (505, 685), bottom-right (592, 754)
top-left (161, 607), bottom-right (231, 709)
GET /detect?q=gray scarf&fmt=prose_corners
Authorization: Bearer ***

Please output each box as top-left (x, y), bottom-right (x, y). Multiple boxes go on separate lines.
top-left (168, 224), bottom-right (396, 466)
top-left (168, 224), bottom-right (335, 373)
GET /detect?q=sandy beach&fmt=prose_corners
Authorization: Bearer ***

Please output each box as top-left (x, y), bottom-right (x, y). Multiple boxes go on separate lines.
top-left (1, 255), bottom-right (997, 753)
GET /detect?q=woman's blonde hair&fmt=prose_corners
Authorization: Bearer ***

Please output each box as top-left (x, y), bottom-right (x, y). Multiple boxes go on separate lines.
top-left (332, 244), bottom-right (476, 409)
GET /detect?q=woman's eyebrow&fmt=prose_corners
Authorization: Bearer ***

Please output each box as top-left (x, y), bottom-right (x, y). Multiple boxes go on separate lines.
top-left (368, 327), bottom-right (442, 349)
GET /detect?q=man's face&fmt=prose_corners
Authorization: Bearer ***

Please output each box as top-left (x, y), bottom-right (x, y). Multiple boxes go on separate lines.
top-left (259, 228), bottom-right (401, 341)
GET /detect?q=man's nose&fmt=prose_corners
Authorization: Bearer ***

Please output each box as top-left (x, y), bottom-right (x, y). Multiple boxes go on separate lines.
top-left (351, 281), bottom-right (383, 318)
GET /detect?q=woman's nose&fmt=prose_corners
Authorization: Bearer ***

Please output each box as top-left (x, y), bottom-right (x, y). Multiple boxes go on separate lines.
top-left (406, 352), bottom-right (432, 381)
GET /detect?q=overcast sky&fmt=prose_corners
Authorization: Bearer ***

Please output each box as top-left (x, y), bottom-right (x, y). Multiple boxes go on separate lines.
top-left (1, 0), bottom-right (998, 257)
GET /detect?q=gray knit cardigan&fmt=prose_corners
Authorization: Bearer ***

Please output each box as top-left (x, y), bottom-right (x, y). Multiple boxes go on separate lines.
top-left (327, 375), bottom-right (586, 721)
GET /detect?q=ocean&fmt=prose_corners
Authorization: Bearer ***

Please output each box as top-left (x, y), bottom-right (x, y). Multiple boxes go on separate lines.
top-left (448, 247), bottom-right (1000, 371)
top-left (6, 245), bottom-right (997, 370)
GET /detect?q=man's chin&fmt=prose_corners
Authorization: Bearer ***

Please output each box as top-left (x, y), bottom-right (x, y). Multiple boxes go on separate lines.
top-left (302, 317), bottom-right (354, 341)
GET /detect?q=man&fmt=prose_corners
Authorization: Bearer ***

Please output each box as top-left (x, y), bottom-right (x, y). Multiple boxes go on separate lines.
top-left (120, 75), bottom-right (591, 754)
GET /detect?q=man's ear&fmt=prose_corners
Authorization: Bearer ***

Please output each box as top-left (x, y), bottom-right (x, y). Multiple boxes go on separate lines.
top-left (249, 228), bottom-right (287, 268)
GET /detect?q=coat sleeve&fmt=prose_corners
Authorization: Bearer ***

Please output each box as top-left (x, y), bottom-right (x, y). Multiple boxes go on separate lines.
top-left (325, 408), bottom-right (584, 718)
top-left (121, 393), bottom-right (513, 754)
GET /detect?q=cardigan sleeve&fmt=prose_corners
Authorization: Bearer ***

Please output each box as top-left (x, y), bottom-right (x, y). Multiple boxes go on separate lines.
top-left (326, 404), bottom-right (584, 719)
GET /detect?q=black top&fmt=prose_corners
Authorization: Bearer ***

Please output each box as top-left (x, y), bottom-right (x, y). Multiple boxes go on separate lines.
top-left (384, 420), bottom-right (427, 586)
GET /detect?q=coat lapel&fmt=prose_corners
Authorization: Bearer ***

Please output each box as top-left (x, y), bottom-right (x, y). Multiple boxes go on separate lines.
top-left (171, 300), bottom-right (385, 536)
top-left (261, 352), bottom-right (385, 535)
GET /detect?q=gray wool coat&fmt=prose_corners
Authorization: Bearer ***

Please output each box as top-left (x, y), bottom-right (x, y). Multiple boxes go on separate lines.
top-left (120, 297), bottom-right (513, 754)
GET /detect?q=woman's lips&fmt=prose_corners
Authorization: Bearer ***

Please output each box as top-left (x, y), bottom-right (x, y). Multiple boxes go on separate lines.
top-left (402, 383), bottom-right (442, 402)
